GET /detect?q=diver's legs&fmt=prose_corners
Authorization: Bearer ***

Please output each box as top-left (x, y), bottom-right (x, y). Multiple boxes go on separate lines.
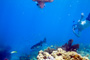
top-left (73, 29), bottom-right (80, 37)
top-left (72, 24), bottom-right (81, 37)
top-left (72, 24), bottom-right (77, 30)
top-left (86, 13), bottom-right (90, 21)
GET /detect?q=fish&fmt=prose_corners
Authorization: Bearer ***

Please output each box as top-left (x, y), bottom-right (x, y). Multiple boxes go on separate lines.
top-left (33, 0), bottom-right (54, 8)
top-left (30, 38), bottom-right (46, 49)
top-left (51, 45), bottom-right (53, 47)
top-left (11, 51), bottom-right (17, 54)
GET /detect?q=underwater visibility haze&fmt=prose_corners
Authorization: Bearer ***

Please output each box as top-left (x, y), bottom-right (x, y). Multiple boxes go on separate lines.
top-left (0, 0), bottom-right (90, 60)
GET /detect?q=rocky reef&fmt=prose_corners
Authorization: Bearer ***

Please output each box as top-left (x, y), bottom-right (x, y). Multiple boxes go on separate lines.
top-left (37, 48), bottom-right (89, 60)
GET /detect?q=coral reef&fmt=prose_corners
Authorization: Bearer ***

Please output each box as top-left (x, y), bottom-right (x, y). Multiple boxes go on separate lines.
top-left (44, 39), bottom-right (79, 55)
top-left (44, 47), bottom-right (55, 54)
top-left (77, 44), bottom-right (90, 59)
top-left (37, 48), bottom-right (89, 60)
top-left (61, 39), bottom-right (79, 52)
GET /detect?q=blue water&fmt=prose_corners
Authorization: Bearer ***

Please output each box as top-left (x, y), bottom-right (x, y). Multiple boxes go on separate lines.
top-left (0, 0), bottom-right (90, 60)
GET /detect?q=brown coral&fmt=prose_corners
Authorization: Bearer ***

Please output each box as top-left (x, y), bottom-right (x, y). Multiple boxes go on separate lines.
top-left (61, 39), bottom-right (79, 52)
top-left (44, 47), bottom-right (55, 54)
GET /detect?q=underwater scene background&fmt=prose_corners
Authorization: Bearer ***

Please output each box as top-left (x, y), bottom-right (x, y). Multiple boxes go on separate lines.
top-left (0, 0), bottom-right (90, 60)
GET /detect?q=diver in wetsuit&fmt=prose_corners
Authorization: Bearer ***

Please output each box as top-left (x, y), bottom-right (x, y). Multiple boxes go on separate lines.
top-left (73, 13), bottom-right (90, 37)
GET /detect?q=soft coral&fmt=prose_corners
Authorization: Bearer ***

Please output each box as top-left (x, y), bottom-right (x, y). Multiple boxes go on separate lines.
top-left (61, 39), bottom-right (79, 52)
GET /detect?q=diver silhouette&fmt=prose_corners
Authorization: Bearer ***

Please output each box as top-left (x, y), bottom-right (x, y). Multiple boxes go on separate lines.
top-left (73, 13), bottom-right (90, 37)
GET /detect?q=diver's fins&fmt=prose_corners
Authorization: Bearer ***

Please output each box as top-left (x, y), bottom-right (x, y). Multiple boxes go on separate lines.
top-left (86, 13), bottom-right (90, 21)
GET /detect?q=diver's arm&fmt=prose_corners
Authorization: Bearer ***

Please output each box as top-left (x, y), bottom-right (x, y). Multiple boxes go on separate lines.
top-left (73, 29), bottom-right (80, 37)
top-left (80, 13), bottom-right (84, 21)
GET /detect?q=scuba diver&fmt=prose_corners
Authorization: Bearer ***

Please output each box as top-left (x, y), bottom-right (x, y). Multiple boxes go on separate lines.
top-left (73, 13), bottom-right (90, 37)
top-left (33, 0), bottom-right (54, 8)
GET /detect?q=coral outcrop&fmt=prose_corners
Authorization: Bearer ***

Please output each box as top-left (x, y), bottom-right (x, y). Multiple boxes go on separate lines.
top-left (37, 48), bottom-right (89, 60)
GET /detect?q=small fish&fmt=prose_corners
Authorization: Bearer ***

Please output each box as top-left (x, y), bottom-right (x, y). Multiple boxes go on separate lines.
top-left (84, 48), bottom-right (86, 49)
top-left (11, 51), bottom-right (17, 54)
top-left (51, 45), bottom-right (53, 47)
